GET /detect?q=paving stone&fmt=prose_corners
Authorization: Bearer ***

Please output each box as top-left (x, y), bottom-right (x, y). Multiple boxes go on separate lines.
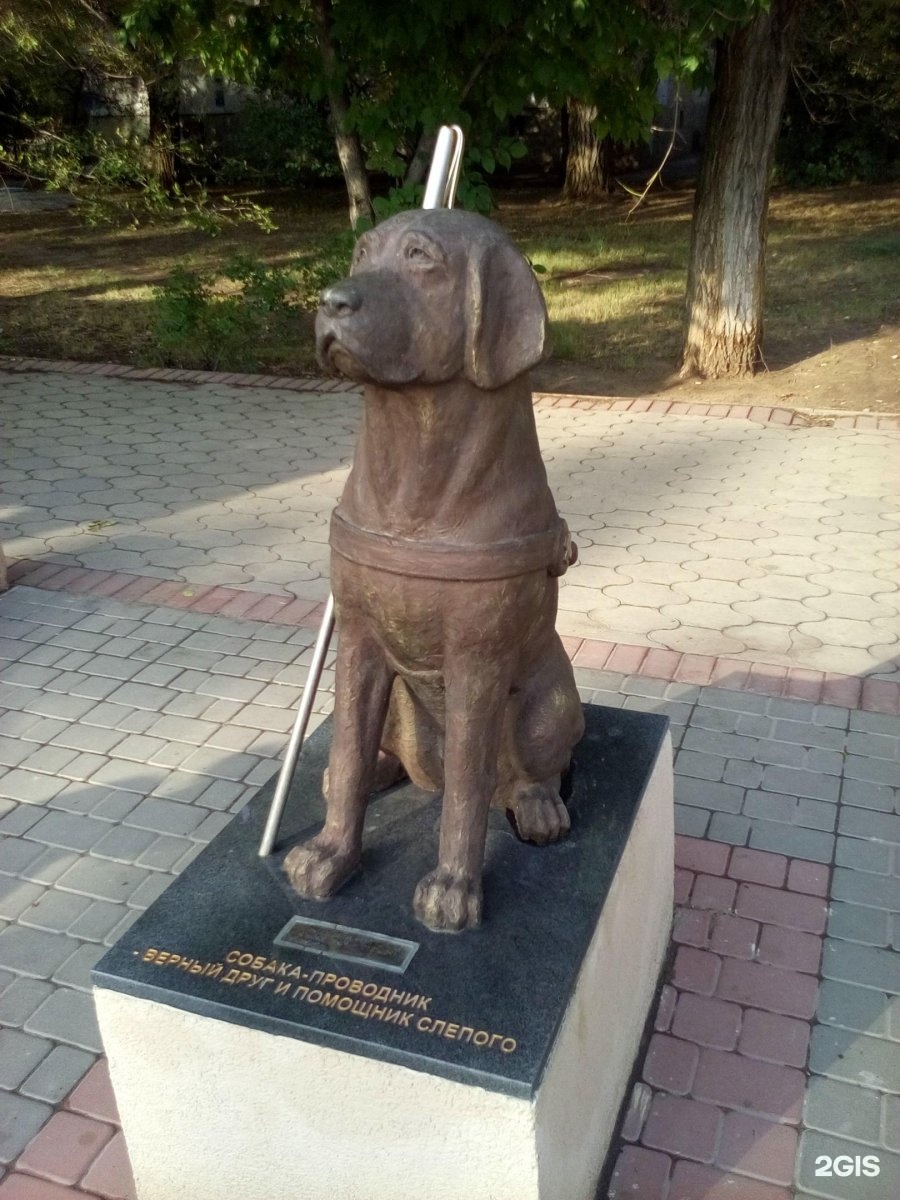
top-left (839, 806), bottom-right (900, 846)
top-left (831, 866), bottom-right (900, 911)
top-left (735, 882), bottom-right (827, 933)
top-left (18, 890), bottom-right (91, 934)
top-left (0, 772), bottom-right (66, 805)
top-left (123, 797), bottom-right (206, 836)
top-left (18, 1044), bottom-right (95, 1105)
top-left (0, 979), bottom-right (55, 1027)
top-left (81, 1128), bottom-right (136, 1199)
top-left (822, 939), bottom-right (900, 994)
top-left (835, 837), bottom-right (892, 874)
top-left (716, 958), bottom-right (818, 1019)
top-left (0, 1027), bottom-right (52, 1089)
top-left (674, 778), bottom-right (744, 814)
top-left (692, 1046), bottom-right (805, 1122)
top-left (737, 1009), bottom-right (810, 1069)
top-left (716, 1112), bottom-right (797, 1186)
top-left (52, 942), bottom-right (106, 992)
top-left (816, 980), bottom-right (891, 1038)
top-left (66, 1057), bottom-right (119, 1123)
top-left (841, 778), bottom-right (896, 813)
top-left (757, 925), bottom-right (821, 973)
top-left (15, 1109), bottom-right (114, 1186)
top-left (0, 808), bottom-right (44, 838)
top-left (0, 839), bottom-right (45, 877)
top-left (884, 1096), bottom-right (900, 1153)
top-left (24, 812), bottom-right (110, 853)
top-left (672, 947), bottom-right (721, 996)
top-left (88, 760), bottom-right (168, 795)
top-left (19, 849), bottom-right (80, 886)
top-left (759, 764), bottom-right (840, 802)
top-left (55, 857), bottom-right (149, 904)
top-left (828, 902), bottom-right (891, 947)
top-left (748, 820), bottom-right (834, 864)
top-left (810, 1024), bottom-right (900, 1092)
top-left (674, 805), bottom-right (710, 837)
top-left (0, 926), bottom-right (78, 979)
top-left (127, 873), bottom-right (174, 909)
top-left (707, 813), bottom-right (750, 845)
top-left (804, 1077), bottom-right (882, 1145)
top-left (0, 1092), bottom-right (53, 1165)
top-left (0, 877), bottom-right (45, 921)
top-left (668, 1160), bottom-right (791, 1200)
top-left (24, 986), bottom-right (103, 1052)
top-left (67, 901), bottom-right (129, 944)
top-left (641, 1033), bottom-right (700, 1094)
top-left (672, 993), bottom-right (742, 1051)
top-left (608, 1145), bottom-right (672, 1199)
top-left (642, 1093), bottom-right (721, 1162)
top-left (851, 710), bottom-right (900, 736)
top-left (91, 826), bottom-right (158, 864)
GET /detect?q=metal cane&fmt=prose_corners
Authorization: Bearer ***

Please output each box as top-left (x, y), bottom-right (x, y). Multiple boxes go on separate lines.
top-left (258, 124), bottom-right (465, 857)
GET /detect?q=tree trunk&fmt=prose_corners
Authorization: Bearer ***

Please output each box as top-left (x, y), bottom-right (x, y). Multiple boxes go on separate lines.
top-left (404, 129), bottom-right (437, 187)
top-left (680, 0), bottom-right (801, 378)
top-left (563, 101), bottom-right (614, 199)
top-left (146, 61), bottom-right (181, 194)
top-left (310, 0), bottom-right (374, 228)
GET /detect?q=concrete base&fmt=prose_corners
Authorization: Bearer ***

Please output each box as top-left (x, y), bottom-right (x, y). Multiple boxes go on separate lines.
top-left (94, 709), bottom-right (673, 1200)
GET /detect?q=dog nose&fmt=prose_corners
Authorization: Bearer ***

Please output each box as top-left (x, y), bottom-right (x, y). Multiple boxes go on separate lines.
top-left (320, 281), bottom-right (363, 319)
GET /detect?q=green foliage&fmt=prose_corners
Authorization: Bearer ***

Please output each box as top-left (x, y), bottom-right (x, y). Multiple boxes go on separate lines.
top-left (152, 254), bottom-right (299, 370)
top-left (0, 127), bottom-right (276, 233)
top-left (777, 0), bottom-right (900, 186)
top-left (151, 240), bottom-right (352, 370)
top-left (219, 96), bottom-right (339, 186)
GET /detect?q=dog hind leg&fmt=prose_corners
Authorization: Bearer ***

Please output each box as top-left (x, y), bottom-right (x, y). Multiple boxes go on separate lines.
top-left (504, 634), bottom-right (585, 845)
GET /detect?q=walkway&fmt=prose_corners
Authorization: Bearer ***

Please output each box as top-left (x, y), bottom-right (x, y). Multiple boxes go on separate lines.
top-left (0, 364), bottom-right (898, 1200)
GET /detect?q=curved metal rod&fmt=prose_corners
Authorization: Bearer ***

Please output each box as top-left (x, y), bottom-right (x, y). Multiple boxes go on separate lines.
top-left (258, 125), bottom-right (465, 858)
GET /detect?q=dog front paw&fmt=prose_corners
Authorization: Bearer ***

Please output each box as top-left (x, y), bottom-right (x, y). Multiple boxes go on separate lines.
top-left (413, 868), bottom-right (483, 932)
top-left (284, 834), bottom-right (359, 899)
top-left (509, 782), bottom-right (570, 845)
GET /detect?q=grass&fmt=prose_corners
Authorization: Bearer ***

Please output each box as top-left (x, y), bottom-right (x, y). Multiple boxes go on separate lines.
top-left (0, 181), bottom-right (897, 392)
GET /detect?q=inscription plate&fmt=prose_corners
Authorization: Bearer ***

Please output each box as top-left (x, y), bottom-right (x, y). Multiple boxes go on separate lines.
top-left (274, 916), bottom-right (418, 973)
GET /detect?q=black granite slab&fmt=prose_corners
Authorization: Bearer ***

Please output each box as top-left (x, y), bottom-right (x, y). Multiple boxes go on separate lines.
top-left (94, 704), bottom-right (669, 1100)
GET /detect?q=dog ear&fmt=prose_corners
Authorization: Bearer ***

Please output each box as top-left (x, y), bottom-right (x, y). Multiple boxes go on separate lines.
top-left (464, 239), bottom-right (551, 390)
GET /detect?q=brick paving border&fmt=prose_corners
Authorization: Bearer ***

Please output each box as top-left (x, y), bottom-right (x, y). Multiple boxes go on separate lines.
top-left (608, 835), bottom-right (830, 1200)
top-left (6, 558), bottom-right (899, 717)
top-left (2, 355), bottom-right (897, 430)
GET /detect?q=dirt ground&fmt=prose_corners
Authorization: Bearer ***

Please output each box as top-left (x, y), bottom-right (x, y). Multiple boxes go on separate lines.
top-left (534, 321), bottom-right (900, 414)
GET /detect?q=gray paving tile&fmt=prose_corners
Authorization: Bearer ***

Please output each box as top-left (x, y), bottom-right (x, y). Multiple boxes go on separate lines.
top-left (53, 942), bottom-right (106, 992)
top-left (851, 710), bottom-right (900, 737)
top-left (839, 807), bottom-right (900, 847)
top-left (760, 763), bottom-right (841, 803)
top-left (68, 900), bottom-right (129, 943)
top-left (24, 985), bottom-right (102, 1052)
top-left (674, 777), bottom-right (743, 814)
top-left (24, 811), bottom-right (110, 852)
top-left (797, 1131), bottom-right (896, 1199)
top-left (841, 777), bottom-right (897, 814)
top-left (55, 856), bottom-right (150, 903)
top-left (0, 977), bottom-right (55, 1028)
top-left (0, 925), bottom-right (76, 978)
top-left (124, 797), bottom-right (206, 836)
top-left (0, 1090), bottom-right (52, 1164)
top-left (829, 903), bottom-right (891, 948)
top-left (19, 1044), bottom-right (95, 1104)
top-left (823, 938), bottom-right (900, 994)
top-left (817, 980), bottom-right (891, 1039)
top-left (748, 819), bottom-right (834, 863)
top-left (810, 1024), bottom-right (900, 1092)
top-left (0, 876), bottom-right (45, 920)
top-left (673, 804), bottom-right (710, 837)
top-left (845, 754), bottom-right (900, 789)
top-left (18, 889), bottom-right (92, 934)
top-left (0, 1027), bottom-right (52, 1089)
top-left (137, 835), bottom-right (194, 871)
top-left (0, 838), bottom-right (48, 878)
top-left (20, 848), bottom-right (81, 886)
top-left (836, 838), bottom-right (893, 875)
top-left (91, 824), bottom-right (158, 863)
top-left (88, 760), bottom-right (169, 794)
top-left (0, 770), bottom-right (67, 804)
top-left (128, 873), bottom-right (175, 909)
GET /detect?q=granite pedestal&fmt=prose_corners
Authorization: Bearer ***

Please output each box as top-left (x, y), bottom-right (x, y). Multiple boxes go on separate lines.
top-left (93, 704), bottom-right (674, 1200)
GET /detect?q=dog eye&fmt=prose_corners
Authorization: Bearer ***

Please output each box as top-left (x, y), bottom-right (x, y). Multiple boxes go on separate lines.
top-left (405, 243), bottom-right (436, 265)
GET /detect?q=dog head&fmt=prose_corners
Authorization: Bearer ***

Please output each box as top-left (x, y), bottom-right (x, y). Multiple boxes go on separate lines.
top-left (315, 209), bottom-right (550, 390)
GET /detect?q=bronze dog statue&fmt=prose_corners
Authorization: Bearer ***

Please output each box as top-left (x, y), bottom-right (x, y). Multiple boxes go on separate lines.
top-left (285, 209), bottom-right (584, 932)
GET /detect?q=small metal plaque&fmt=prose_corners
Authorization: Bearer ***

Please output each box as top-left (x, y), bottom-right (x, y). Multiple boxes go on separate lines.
top-left (273, 916), bottom-right (419, 974)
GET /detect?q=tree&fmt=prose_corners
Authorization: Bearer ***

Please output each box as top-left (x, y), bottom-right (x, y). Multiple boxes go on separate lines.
top-left (680, 0), bottom-right (802, 378)
top-left (563, 103), bottom-right (616, 199)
